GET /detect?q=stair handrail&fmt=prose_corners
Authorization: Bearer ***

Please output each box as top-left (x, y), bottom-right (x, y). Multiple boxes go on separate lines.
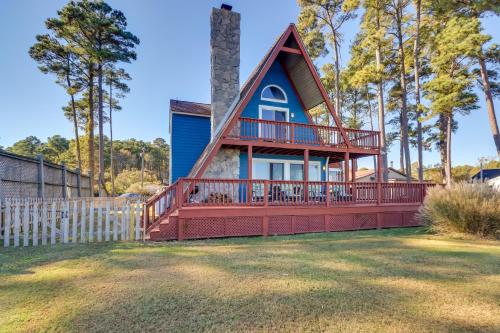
top-left (143, 180), bottom-right (179, 230)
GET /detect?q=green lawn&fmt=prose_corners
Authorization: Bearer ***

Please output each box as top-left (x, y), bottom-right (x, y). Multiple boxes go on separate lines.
top-left (1, 228), bottom-right (499, 333)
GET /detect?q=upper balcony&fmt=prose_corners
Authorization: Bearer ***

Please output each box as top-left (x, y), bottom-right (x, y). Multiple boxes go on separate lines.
top-left (222, 117), bottom-right (380, 159)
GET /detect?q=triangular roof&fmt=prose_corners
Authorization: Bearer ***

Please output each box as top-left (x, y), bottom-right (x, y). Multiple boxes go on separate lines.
top-left (188, 24), bottom-right (351, 179)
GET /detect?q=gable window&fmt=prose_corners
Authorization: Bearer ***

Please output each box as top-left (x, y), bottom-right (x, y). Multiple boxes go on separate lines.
top-left (261, 85), bottom-right (287, 103)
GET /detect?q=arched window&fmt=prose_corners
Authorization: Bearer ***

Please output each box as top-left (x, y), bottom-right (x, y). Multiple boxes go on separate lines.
top-left (261, 85), bottom-right (287, 103)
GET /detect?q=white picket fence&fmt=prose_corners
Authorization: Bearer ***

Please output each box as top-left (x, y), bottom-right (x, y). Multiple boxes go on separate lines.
top-left (0, 198), bottom-right (144, 248)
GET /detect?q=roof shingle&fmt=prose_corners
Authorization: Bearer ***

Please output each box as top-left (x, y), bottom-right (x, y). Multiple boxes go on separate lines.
top-left (170, 99), bottom-right (211, 116)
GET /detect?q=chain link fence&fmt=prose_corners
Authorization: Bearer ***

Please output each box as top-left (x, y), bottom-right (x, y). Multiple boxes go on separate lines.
top-left (0, 150), bottom-right (91, 199)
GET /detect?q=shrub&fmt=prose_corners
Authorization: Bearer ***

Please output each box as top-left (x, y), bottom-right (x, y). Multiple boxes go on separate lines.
top-left (114, 169), bottom-right (160, 194)
top-left (419, 183), bottom-right (500, 238)
top-left (126, 182), bottom-right (163, 196)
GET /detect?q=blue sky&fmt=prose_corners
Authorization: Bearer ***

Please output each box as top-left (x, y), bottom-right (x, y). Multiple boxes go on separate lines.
top-left (0, 0), bottom-right (498, 169)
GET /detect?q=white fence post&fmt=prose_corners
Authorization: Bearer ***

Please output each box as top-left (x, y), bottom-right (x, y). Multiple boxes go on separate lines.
top-left (97, 200), bottom-right (102, 242)
top-left (14, 200), bottom-right (20, 247)
top-left (80, 200), bottom-right (86, 243)
top-left (50, 201), bottom-right (56, 245)
top-left (63, 200), bottom-right (69, 243)
top-left (105, 200), bottom-right (110, 241)
top-left (72, 200), bottom-right (78, 243)
top-left (135, 202), bottom-right (141, 241)
top-left (113, 203), bottom-right (118, 241)
top-left (33, 202), bottom-right (39, 246)
top-left (4, 200), bottom-right (11, 248)
top-left (41, 202), bottom-right (47, 245)
top-left (23, 199), bottom-right (30, 246)
top-left (89, 200), bottom-right (94, 242)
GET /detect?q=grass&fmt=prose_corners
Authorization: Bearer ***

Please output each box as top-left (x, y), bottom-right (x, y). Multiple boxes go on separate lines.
top-left (1, 228), bottom-right (499, 333)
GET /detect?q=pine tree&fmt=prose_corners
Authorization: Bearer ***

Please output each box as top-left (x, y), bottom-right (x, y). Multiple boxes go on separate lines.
top-left (29, 34), bottom-right (84, 172)
top-left (105, 66), bottom-right (130, 196)
top-left (297, 0), bottom-right (357, 120)
top-left (424, 15), bottom-right (486, 186)
top-left (345, 2), bottom-right (392, 180)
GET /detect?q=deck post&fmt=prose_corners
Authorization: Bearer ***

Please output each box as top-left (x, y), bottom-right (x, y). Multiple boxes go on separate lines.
top-left (262, 216), bottom-right (269, 237)
top-left (351, 159), bottom-right (357, 203)
top-left (344, 152), bottom-right (350, 201)
top-left (304, 149), bottom-right (309, 202)
top-left (247, 145), bottom-right (253, 204)
top-left (264, 180), bottom-right (269, 207)
top-left (177, 179), bottom-right (183, 208)
top-left (377, 154), bottom-right (382, 205)
top-left (178, 218), bottom-right (185, 241)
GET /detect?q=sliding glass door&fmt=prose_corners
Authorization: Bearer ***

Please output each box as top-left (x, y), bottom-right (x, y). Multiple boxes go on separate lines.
top-left (259, 106), bottom-right (289, 142)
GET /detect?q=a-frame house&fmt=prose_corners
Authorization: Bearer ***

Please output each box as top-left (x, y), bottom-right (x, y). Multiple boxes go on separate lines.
top-left (146, 5), bottom-right (430, 241)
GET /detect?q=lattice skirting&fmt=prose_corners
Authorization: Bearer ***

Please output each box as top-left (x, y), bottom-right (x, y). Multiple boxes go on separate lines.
top-left (150, 210), bottom-right (423, 241)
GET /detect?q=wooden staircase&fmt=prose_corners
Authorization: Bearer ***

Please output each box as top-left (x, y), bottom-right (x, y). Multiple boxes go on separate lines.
top-left (148, 211), bottom-right (179, 241)
top-left (143, 180), bottom-right (180, 241)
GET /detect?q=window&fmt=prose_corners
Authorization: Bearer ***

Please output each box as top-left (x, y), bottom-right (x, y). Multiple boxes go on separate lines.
top-left (252, 158), bottom-right (321, 181)
top-left (261, 85), bottom-right (287, 103)
top-left (290, 164), bottom-right (304, 180)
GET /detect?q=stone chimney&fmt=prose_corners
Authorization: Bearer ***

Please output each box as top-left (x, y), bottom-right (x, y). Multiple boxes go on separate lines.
top-left (210, 4), bottom-right (240, 137)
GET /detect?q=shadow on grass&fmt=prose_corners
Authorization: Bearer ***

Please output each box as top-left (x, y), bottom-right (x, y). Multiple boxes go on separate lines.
top-left (1, 227), bottom-right (499, 332)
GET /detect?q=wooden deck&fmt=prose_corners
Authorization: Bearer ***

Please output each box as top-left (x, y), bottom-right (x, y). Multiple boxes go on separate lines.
top-left (144, 179), bottom-right (433, 241)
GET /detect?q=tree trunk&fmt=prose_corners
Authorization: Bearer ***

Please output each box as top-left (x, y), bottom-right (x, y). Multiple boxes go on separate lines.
top-left (97, 64), bottom-right (107, 197)
top-left (65, 64), bottom-right (82, 173)
top-left (445, 113), bottom-right (452, 187)
top-left (413, 0), bottom-right (424, 182)
top-left (333, 34), bottom-right (342, 122)
top-left (109, 77), bottom-right (115, 197)
top-left (396, 3), bottom-right (412, 182)
top-left (375, 9), bottom-right (388, 182)
top-left (366, 86), bottom-right (377, 170)
top-left (70, 94), bottom-right (82, 172)
top-left (400, 121), bottom-right (404, 173)
top-left (439, 113), bottom-right (447, 184)
top-left (478, 51), bottom-right (500, 159)
top-left (88, 64), bottom-right (95, 197)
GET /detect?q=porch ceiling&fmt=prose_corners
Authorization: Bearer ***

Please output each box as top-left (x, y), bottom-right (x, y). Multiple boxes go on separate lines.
top-left (221, 142), bottom-right (378, 162)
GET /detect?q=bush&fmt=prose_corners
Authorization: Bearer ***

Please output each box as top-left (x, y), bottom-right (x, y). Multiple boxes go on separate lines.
top-left (113, 169), bottom-right (160, 194)
top-left (419, 183), bottom-right (500, 238)
top-left (126, 182), bottom-right (163, 196)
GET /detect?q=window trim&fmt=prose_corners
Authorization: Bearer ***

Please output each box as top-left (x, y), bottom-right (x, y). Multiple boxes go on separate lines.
top-left (261, 84), bottom-right (288, 103)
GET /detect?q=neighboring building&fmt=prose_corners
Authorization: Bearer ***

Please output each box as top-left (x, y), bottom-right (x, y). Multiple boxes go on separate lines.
top-left (355, 167), bottom-right (416, 183)
top-left (147, 5), bottom-right (431, 241)
top-left (471, 169), bottom-right (500, 190)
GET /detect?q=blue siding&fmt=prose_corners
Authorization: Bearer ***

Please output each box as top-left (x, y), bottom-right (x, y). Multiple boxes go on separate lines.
top-left (171, 114), bottom-right (210, 182)
top-left (241, 61), bottom-right (310, 124)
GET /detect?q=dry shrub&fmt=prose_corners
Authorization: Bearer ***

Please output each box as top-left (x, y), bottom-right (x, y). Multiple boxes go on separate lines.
top-left (419, 183), bottom-right (500, 238)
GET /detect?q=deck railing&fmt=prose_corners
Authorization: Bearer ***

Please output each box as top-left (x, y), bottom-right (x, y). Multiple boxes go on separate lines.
top-left (180, 179), bottom-right (430, 207)
top-left (230, 118), bottom-right (380, 150)
top-left (143, 179), bottom-right (432, 228)
top-left (144, 180), bottom-right (179, 230)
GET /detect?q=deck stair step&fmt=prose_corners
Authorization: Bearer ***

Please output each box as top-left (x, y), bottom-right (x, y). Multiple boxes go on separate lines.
top-left (148, 211), bottom-right (179, 241)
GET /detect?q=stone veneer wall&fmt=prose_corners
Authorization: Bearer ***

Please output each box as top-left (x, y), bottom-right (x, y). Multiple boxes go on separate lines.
top-left (210, 7), bottom-right (240, 137)
top-left (203, 149), bottom-right (240, 179)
